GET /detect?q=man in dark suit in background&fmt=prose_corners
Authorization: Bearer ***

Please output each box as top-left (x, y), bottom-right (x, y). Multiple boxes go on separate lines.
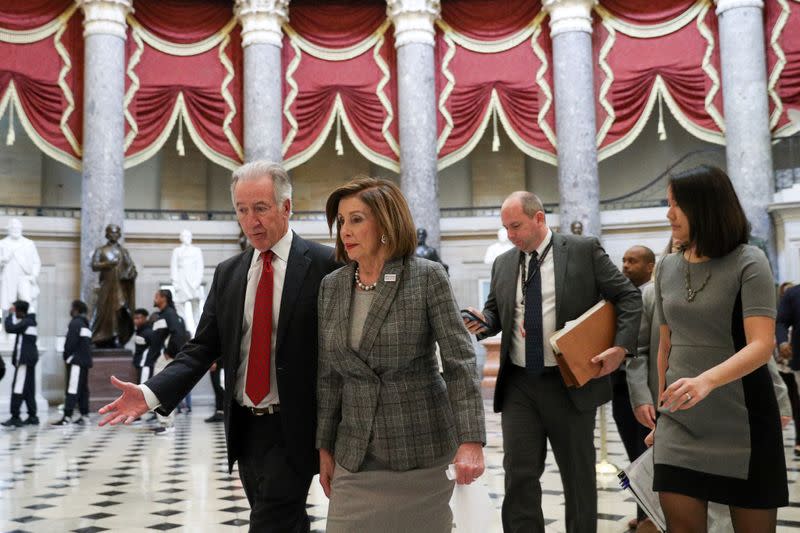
top-left (465, 191), bottom-right (641, 533)
top-left (99, 161), bottom-right (339, 533)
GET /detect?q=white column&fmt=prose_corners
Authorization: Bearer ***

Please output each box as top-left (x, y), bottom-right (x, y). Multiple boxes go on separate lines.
top-left (387, 0), bottom-right (442, 249)
top-left (715, 0), bottom-right (775, 260)
top-left (543, 0), bottom-right (601, 237)
top-left (235, 0), bottom-right (289, 163)
top-left (77, 0), bottom-right (132, 302)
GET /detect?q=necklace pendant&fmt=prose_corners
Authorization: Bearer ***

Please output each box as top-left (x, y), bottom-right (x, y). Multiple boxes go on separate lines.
top-left (687, 289), bottom-right (695, 302)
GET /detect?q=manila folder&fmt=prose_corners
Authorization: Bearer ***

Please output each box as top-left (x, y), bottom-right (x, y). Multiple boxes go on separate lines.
top-left (549, 300), bottom-right (616, 387)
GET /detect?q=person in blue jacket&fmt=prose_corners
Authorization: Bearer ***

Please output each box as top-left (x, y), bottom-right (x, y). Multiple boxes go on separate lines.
top-left (53, 300), bottom-right (93, 425)
top-left (1, 300), bottom-right (39, 427)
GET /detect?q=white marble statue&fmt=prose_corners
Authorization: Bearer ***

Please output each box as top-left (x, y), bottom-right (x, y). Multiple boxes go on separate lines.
top-left (484, 227), bottom-right (514, 265)
top-left (0, 219), bottom-right (41, 312)
top-left (170, 230), bottom-right (204, 334)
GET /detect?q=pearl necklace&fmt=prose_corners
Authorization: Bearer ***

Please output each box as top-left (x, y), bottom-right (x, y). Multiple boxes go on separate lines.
top-left (354, 266), bottom-right (378, 291)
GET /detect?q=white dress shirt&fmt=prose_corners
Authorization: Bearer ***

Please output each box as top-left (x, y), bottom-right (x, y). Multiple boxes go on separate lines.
top-left (510, 229), bottom-right (557, 368)
top-left (141, 229), bottom-right (292, 411)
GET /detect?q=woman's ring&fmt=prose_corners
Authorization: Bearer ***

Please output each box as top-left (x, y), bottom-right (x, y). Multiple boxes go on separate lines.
top-left (685, 393), bottom-right (692, 402)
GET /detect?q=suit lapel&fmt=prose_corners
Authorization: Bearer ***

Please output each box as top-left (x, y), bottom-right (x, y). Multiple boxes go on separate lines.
top-left (552, 233), bottom-right (568, 325)
top-left (231, 248), bottom-right (254, 377)
top-left (357, 256), bottom-right (405, 358)
top-left (502, 251), bottom-right (522, 320)
top-left (275, 232), bottom-right (311, 360)
top-left (334, 263), bottom-right (356, 357)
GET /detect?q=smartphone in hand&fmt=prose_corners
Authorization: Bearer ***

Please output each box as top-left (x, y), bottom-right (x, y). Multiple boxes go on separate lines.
top-left (460, 309), bottom-right (489, 329)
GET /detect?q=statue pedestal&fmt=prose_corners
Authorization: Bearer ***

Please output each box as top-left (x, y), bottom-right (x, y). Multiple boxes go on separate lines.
top-left (89, 348), bottom-right (135, 411)
top-left (480, 336), bottom-right (501, 400)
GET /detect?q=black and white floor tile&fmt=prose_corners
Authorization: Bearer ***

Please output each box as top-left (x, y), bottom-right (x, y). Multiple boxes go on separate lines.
top-left (1, 402), bottom-right (799, 532)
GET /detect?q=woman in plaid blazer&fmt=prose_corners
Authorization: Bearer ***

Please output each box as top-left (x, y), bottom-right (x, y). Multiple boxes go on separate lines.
top-left (317, 177), bottom-right (486, 533)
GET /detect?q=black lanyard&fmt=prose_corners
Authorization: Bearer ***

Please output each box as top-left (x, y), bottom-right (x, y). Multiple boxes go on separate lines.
top-left (519, 239), bottom-right (553, 306)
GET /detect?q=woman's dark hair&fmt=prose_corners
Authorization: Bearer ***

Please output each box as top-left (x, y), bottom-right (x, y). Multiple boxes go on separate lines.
top-left (158, 289), bottom-right (175, 309)
top-left (668, 165), bottom-right (750, 258)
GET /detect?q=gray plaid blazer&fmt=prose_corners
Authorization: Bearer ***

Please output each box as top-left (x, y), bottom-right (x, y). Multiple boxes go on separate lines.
top-left (316, 255), bottom-right (486, 472)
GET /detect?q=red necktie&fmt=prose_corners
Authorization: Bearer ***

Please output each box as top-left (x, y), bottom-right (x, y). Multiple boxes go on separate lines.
top-left (245, 250), bottom-right (274, 405)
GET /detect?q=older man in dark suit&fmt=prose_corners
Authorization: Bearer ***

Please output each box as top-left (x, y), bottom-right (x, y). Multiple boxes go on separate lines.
top-left (465, 191), bottom-right (641, 533)
top-left (99, 161), bottom-right (338, 533)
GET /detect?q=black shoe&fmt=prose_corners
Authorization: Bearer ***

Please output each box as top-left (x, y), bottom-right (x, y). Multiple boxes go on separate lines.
top-left (153, 426), bottom-right (174, 436)
top-left (204, 411), bottom-right (223, 423)
top-left (2, 416), bottom-right (23, 428)
top-left (73, 416), bottom-right (86, 425)
top-left (23, 416), bottom-right (39, 426)
top-left (51, 417), bottom-right (71, 426)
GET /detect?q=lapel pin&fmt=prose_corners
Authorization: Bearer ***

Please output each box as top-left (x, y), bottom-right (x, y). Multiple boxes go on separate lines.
top-left (384, 274), bottom-right (397, 282)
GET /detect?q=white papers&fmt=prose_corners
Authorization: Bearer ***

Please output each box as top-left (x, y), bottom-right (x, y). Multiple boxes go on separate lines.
top-left (618, 448), bottom-right (666, 532)
top-left (446, 464), bottom-right (497, 533)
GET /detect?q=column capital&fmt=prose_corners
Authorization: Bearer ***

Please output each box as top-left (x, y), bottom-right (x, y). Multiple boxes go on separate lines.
top-left (386, 0), bottom-right (440, 48)
top-left (542, 0), bottom-right (597, 37)
top-left (235, 0), bottom-right (289, 48)
top-left (77, 0), bottom-right (132, 39)
top-left (715, 0), bottom-right (764, 15)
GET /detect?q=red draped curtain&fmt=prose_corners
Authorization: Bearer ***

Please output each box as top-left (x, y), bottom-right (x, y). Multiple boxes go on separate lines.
top-left (1, 0), bottom-right (800, 172)
top-left (281, 0), bottom-right (398, 171)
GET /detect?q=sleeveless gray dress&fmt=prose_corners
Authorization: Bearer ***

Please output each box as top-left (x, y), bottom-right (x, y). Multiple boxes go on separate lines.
top-left (652, 244), bottom-right (787, 508)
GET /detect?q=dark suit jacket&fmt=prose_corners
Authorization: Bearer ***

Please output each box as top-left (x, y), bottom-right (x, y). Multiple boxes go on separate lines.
top-left (146, 232), bottom-right (338, 475)
top-left (481, 233), bottom-right (641, 413)
top-left (5, 313), bottom-right (38, 367)
top-left (777, 285), bottom-right (800, 370)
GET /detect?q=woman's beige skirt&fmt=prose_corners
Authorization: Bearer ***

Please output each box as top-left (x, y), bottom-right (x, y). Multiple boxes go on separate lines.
top-left (325, 456), bottom-right (455, 533)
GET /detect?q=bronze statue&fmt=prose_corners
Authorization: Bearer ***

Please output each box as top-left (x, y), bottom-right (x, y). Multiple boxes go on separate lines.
top-left (415, 228), bottom-right (448, 273)
top-left (91, 224), bottom-right (137, 348)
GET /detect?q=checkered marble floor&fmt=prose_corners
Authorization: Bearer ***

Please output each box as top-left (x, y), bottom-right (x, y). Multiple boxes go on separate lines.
top-left (1, 402), bottom-right (799, 532)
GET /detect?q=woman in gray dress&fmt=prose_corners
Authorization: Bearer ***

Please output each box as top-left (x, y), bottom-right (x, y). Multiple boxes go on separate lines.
top-left (317, 177), bottom-right (486, 532)
top-left (649, 166), bottom-right (788, 532)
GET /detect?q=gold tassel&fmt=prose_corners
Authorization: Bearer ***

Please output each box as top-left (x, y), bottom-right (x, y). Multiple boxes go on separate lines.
top-left (491, 105), bottom-right (500, 152)
top-left (5, 102), bottom-right (15, 146)
top-left (334, 111), bottom-right (343, 156)
top-left (657, 90), bottom-right (667, 141)
top-left (176, 113), bottom-right (185, 156)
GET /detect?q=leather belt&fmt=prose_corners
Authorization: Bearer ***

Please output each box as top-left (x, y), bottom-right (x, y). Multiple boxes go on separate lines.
top-left (246, 404), bottom-right (280, 416)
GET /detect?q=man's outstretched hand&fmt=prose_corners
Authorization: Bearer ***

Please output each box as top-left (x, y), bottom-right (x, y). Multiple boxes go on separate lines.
top-left (98, 376), bottom-right (149, 426)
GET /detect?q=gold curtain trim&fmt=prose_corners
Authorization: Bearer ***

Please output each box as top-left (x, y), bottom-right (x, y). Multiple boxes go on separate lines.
top-left (0, 4), bottom-right (78, 44)
top-left (54, 8), bottom-right (80, 156)
top-left (595, 14), bottom-right (617, 148)
top-left (0, 82), bottom-right (81, 169)
top-left (435, 18), bottom-right (537, 53)
top-left (697, 1), bottom-right (725, 134)
top-left (436, 31), bottom-right (456, 154)
top-left (768, 0), bottom-right (790, 130)
top-left (219, 33), bottom-right (244, 161)
top-left (127, 16), bottom-right (236, 57)
top-left (123, 27), bottom-right (144, 151)
top-left (531, 12), bottom-right (556, 150)
top-left (594, 2), bottom-right (705, 38)
top-left (373, 31), bottom-right (399, 157)
top-left (283, 19), bottom-right (391, 61)
top-left (281, 38), bottom-right (302, 157)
